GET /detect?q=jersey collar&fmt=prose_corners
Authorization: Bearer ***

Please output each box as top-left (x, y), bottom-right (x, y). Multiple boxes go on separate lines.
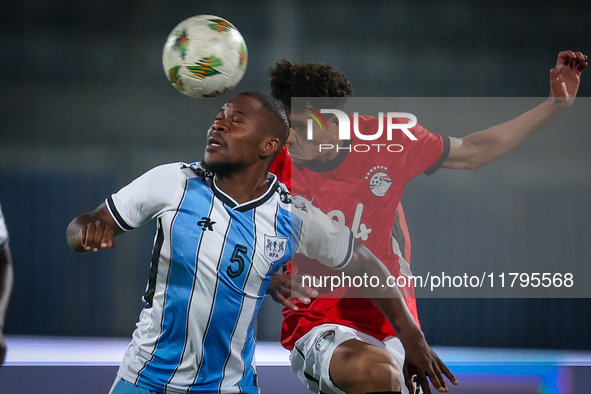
top-left (211, 173), bottom-right (280, 212)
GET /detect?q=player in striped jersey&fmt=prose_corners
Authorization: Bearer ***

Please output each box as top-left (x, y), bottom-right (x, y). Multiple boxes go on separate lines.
top-left (66, 92), bottom-right (453, 394)
top-left (0, 202), bottom-right (13, 365)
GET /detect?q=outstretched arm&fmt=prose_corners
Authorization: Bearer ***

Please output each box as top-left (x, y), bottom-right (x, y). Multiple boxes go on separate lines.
top-left (443, 50), bottom-right (587, 171)
top-left (291, 196), bottom-right (457, 393)
top-left (66, 203), bottom-right (123, 253)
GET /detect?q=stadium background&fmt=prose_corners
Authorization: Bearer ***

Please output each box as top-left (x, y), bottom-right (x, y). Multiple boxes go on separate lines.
top-left (0, 0), bottom-right (590, 353)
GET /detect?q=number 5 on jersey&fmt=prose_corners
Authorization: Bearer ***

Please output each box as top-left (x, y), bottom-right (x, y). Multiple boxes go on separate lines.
top-left (228, 244), bottom-right (247, 278)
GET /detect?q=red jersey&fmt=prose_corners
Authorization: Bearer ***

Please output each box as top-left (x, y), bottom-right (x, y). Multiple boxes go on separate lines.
top-left (270, 114), bottom-right (449, 350)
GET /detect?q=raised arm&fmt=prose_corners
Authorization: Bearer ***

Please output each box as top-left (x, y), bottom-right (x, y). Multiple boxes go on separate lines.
top-left (66, 203), bottom-right (123, 253)
top-left (443, 50), bottom-right (587, 171)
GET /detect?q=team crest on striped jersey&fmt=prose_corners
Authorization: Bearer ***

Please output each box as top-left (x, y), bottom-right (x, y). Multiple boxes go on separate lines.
top-left (264, 235), bottom-right (287, 262)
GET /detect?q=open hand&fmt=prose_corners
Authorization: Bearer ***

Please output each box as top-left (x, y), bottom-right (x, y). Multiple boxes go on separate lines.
top-left (402, 335), bottom-right (458, 394)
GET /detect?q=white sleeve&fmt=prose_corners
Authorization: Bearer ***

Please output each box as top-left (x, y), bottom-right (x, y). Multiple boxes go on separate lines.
top-left (292, 196), bottom-right (355, 270)
top-left (0, 203), bottom-right (8, 247)
top-left (105, 163), bottom-right (184, 231)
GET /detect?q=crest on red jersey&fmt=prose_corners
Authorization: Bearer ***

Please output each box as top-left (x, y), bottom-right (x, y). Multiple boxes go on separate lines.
top-left (365, 166), bottom-right (392, 197)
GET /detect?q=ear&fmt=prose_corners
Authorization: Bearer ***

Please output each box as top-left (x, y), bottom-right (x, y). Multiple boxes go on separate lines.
top-left (327, 114), bottom-right (338, 137)
top-left (259, 137), bottom-right (281, 159)
top-left (331, 114), bottom-right (339, 126)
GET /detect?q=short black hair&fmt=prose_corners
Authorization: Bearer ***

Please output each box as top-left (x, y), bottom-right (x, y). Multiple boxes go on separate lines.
top-left (269, 59), bottom-right (353, 110)
top-left (236, 91), bottom-right (290, 156)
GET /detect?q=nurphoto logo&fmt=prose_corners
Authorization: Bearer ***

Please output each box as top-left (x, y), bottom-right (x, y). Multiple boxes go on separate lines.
top-left (304, 107), bottom-right (419, 153)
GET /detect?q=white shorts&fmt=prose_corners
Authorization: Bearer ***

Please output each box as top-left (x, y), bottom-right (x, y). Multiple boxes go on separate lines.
top-left (290, 324), bottom-right (420, 394)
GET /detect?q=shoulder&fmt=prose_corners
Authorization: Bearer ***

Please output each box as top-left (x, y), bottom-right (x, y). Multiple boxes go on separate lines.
top-left (109, 162), bottom-right (199, 228)
top-left (275, 180), bottom-right (292, 204)
top-left (140, 162), bottom-right (191, 180)
top-left (144, 161), bottom-right (216, 185)
top-left (273, 181), bottom-right (306, 220)
top-left (125, 162), bottom-right (198, 189)
top-left (179, 161), bottom-right (213, 181)
top-left (115, 162), bottom-right (202, 202)
top-left (288, 195), bottom-right (317, 221)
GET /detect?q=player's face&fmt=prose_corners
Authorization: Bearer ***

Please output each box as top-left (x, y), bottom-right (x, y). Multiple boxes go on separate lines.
top-left (288, 111), bottom-right (340, 165)
top-left (203, 95), bottom-right (268, 173)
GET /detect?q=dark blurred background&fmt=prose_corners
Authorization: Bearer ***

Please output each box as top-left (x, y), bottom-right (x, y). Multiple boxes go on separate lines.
top-left (1, 0), bottom-right (590, 350)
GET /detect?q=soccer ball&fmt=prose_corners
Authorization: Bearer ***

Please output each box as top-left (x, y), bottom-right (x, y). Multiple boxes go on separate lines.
top-left (162, 15), bottom-right (248, 98)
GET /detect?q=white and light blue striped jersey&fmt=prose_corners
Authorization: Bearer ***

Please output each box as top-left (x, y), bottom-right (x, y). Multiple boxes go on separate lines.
top-left (106, 162), bottom-right (354, 394)
top-left (0, 203), bottom-right (8, 247)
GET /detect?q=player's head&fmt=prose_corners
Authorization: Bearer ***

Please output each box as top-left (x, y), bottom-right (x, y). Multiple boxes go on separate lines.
top-left (269, 59), bottom-right (353, 112)
top-left (270, 60), bottom-right (353, 165)
top-left (203, 91), bottom-right (290, 177)
top-left (237, 91), bottom-right (290, 148)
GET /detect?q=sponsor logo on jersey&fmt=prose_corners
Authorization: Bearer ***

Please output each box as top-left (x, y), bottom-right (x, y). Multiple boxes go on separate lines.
top-left (264, 235), bottom-right (287, 262)
top-left (315, 330), bottom-right (335, 351)
top-left (197, 216), bottom-right (216, 231)
top-left (365, 166), bottom-right (392, 197)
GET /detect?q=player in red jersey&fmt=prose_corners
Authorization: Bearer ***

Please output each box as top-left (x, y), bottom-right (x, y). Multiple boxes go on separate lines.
top-left (267, 51), bottom-right (587, 394)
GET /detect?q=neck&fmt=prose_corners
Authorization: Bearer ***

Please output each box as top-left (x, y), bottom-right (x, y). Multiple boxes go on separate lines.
top-left (214, 163), bottom-right (271, 204)
top-left (323, 138), bottom-right (345, 162)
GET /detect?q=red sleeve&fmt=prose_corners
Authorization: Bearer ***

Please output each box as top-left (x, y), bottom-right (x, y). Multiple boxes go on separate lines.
top-left (386, 117), bottom-right (449, 183)
top-left (357, 114), bottom-right (449, 182)
top-left (269, 147), bottom-right (291, 191)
